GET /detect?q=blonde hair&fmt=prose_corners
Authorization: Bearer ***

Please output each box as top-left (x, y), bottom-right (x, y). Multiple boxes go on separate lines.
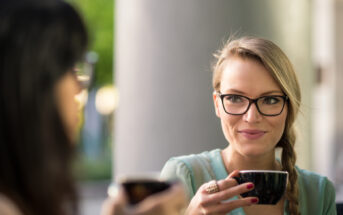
top-left (213, 37), bottom-right (301, 215)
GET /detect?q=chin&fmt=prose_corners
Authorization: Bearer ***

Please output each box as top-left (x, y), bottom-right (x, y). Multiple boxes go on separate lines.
top-left (240, 145), bottom-right (274, 158)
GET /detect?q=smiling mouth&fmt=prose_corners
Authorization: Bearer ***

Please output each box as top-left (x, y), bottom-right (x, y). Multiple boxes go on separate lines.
top-left (238, 130), bottom-right (266, 140)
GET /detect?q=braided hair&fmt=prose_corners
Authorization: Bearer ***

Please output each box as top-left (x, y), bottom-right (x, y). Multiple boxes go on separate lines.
top-left (212, 36), bottom-right (301, 215)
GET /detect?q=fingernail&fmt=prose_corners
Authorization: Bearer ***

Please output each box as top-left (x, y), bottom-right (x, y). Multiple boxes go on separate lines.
top-left (251, 198), bottom-right (258, 203)
top-left (246, 183), bottom-right (254, 189)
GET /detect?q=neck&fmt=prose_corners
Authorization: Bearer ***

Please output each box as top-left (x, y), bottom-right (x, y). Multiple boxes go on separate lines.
top-left (222, 146), bottom-right (280, 174)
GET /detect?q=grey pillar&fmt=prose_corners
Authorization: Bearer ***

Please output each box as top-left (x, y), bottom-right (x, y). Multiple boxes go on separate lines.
top-left (114, 0), bottom-right (312, 176)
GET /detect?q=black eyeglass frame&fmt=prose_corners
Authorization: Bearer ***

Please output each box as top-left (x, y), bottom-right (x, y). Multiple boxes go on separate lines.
top-left (217, 92), bottom-right (289, 116)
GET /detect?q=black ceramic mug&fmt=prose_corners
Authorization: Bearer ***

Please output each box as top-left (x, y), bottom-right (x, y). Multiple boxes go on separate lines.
top-left (121, 179), bottom-right (172, 205)
top-left (233, 170), bottom-right (288, 205)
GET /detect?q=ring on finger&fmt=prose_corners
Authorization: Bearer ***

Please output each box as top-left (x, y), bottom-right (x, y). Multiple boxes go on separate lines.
top-left (205, 180), bottom-right (219, 194)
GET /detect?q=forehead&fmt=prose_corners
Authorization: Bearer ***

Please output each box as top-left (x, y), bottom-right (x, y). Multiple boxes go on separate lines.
top-left (220, 57), bottom-right (282, 96)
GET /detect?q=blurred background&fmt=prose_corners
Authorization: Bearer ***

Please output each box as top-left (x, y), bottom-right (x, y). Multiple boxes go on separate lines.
top-left (68, 0), bottom-right (343, 214)
top-left (67, 0), bottom-right (115, 214)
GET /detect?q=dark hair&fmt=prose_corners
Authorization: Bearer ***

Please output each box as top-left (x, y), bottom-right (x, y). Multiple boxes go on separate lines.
top-left (0, 1), bottom-right (88, 215)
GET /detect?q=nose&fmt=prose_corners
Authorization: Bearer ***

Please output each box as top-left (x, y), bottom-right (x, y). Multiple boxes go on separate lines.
top-left (242, 103), bottom-right (262, 122)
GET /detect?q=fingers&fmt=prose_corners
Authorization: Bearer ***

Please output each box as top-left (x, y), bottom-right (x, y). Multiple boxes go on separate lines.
top-left (101, 189), bottom-right (126, 215)
top-left (186, 170), bottom-right (260, 215)
top-left (199, 179), bottom-right (255, 206)
top-left (203, 197), bottom-right (259, 214)
top-left (133, 183), bottom-right (187, 215)
top-left (186, 174), bottom-right (259, 215)
top-left (101, 198), bottom-right (115, 215)
top-left (217, 176), bottom-right (238, 191)
top-left (103, 182), bottom-right (187, 215)
top-left (102, 183), bottom-right (187, 215)
top-left (212, 181), bottom-right (255, 203)
top-left (201, 170), bottom-right (240, 196)
top-left (228, 170), bottom-right (240, 178)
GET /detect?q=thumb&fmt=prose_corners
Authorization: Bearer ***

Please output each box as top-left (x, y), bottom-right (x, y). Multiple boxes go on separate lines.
top-left (227, 170), bottom-right (240, 179)
top-left (101, 187), bottom-right (127, 215)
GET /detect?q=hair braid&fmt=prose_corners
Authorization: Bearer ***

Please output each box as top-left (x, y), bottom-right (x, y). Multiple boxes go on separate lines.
top-left (279, 126), bottom-right (300, 215)
top-left (212, 36), bottom-right (302, 214)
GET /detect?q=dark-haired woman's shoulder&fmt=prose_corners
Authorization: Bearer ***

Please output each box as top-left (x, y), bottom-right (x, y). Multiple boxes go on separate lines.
top-left (0, 194), bottom-right (23, 215)
top-left (296, 166), bottom-right (337, 215)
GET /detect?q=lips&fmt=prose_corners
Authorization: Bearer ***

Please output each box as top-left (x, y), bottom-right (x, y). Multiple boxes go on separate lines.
top-left (238, 129), bottom-right (266, 140)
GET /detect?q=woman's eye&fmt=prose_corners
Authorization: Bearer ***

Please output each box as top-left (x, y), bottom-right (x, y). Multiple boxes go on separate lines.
top-left (226, 95), bottom-right (243, 103)
top-left (263, 96), bottom-right (280, 105)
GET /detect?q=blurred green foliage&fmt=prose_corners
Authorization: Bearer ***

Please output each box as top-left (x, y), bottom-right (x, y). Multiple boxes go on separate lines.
top-left (74, 115), bottom-right (114, 181)
top-left (68, 0), bottom-right (114, 181)
top-left (69, 0), bottom-right (114, 87)
top-left (74, 153), bottom-right (112, 181)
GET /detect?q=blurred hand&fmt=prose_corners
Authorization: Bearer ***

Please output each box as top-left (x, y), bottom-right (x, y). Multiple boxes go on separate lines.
top-left (185, 170), bottom-right (259, 215)
top-left (101, 182), bottom-right (187, 215)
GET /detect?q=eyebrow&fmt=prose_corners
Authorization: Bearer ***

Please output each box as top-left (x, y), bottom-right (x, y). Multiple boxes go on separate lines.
top-left (223, 89), bottom-right (284, 96)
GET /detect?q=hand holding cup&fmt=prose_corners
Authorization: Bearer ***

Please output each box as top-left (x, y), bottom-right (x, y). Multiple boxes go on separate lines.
top-left (102, 174), bottom-right (187, 215)
top-left (185, 170), bottom-right (259, 215)
top-left (233, 170), bottom-right (288, 205)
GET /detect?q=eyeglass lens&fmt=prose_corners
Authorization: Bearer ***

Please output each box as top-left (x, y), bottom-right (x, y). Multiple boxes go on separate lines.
top-left (74, 51), bottom-right (98, 89)
top-left (74, 62), bottom-right (92, 88)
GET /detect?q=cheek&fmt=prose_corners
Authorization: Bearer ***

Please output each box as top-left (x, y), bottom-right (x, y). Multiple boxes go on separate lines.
top-left (220, 114), bottom-right (239, 141)
top-left (269, 114), bottom-right (287, 143)
top-left (214, 97), bottom-right (222, 118)
top-left (55, 75), bottom-right (81, 140)
top-left (64, 93), bottom-right (79, 123)
top-left (63, 87), bottom-right (80, 134)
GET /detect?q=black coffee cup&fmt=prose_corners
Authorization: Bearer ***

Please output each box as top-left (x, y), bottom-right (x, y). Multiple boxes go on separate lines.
top-left (233, 170), bottom-right (288, 205)
top-left (120, 178), bottom-right (174, 205)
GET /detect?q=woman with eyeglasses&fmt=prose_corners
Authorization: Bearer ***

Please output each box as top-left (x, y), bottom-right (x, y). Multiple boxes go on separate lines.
top-left (161, 37), bottom-right (336, 215)
top-left (0, 1), bottom-right (186, 215)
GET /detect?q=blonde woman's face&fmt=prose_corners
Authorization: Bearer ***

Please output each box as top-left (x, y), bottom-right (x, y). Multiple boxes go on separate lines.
top-left (55, 72), bottom-right (82, 142)
top-left (213, 56), bottom-right (287, 158)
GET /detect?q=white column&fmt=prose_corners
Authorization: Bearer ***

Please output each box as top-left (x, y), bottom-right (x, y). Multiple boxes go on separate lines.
top-left (312, 0), bottom-right (336, 180)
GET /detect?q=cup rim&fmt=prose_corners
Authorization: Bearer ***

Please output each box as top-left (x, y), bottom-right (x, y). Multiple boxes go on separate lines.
top-left (239, 170), bottom-right (288, 174)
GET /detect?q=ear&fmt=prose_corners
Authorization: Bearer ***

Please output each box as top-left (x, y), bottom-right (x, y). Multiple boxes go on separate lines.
top-left (213, 91), bottom-right (221, 118)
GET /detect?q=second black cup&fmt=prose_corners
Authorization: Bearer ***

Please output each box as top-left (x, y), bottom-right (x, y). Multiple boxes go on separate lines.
top-left (121, 178), bottom-right (173, 205)
top-left (233, 170), bottom-right (288, 205)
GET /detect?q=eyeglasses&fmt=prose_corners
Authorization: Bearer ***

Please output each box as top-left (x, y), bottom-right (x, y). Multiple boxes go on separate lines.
top-left (73, 52), bottom-right (98, 89)
top-left (74, 61), bottom-right (93, 89)
top-left (217, 92), bottom-right (288, 116)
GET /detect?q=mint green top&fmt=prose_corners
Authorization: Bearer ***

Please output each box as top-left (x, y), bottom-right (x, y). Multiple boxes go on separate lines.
top-left (161, 149), bottom-right (337, 215)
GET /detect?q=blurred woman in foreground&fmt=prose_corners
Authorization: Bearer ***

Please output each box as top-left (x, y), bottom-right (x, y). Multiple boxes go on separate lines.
top-left (0, 1), bottom-right (186, 215)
